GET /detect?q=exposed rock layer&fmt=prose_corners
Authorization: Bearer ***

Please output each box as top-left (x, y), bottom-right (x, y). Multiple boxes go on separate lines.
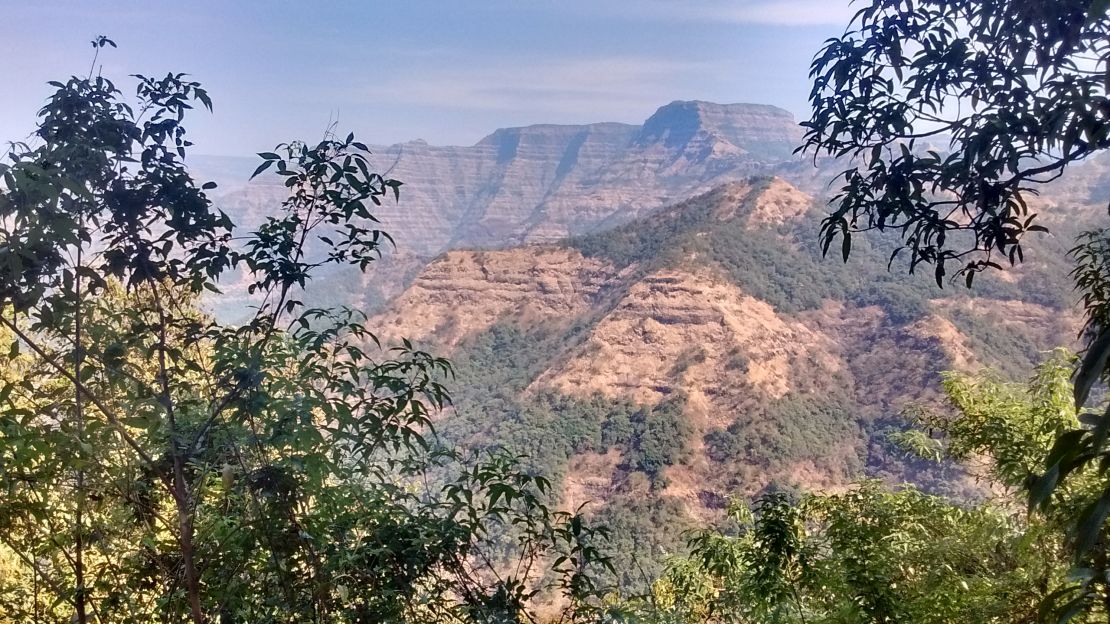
top-left (369, 180), bottom-right (1081, 509)
top-left (198, 101), bottom-right (805, 257)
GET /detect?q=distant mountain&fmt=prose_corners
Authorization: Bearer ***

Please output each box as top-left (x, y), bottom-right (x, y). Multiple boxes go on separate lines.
top-left (197, 101), bottom-right (804, 257)
top-left (194, 99), bottom-right (1110, 262)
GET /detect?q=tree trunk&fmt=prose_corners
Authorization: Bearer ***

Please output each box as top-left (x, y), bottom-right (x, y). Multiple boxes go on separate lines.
top-left (74, 235), bottom-right (88, 624)
top-left (174, 461), bottom-right (205, 624)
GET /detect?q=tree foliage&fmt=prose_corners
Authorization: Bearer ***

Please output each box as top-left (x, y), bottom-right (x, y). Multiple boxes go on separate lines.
top-left (803, 0), bottom-right (1110, 284)
top-left (0, 41), bottom-right (615, 623)
top-left (622, 355), bottom-right (1098, 624)
top-left (802, 5), bottom-right (1110, 612)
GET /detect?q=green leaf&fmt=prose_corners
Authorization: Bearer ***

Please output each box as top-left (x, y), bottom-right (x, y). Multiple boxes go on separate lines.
top-left (1074, 328), bottom-right (1110, 408)
top-left (1076, 487), bottom-right (1110, 556)
top-left (250, 160), bottom-right (274, 180)
top-left (1029, 463), bottom-right (1060, 510)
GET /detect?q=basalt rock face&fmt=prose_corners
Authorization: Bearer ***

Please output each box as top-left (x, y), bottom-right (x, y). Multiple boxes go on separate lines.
top-left (202, 101), bottom-right (805, 258)
top-left (372, 247), bottom-right (623, 348)
top-left (370, 179), bottom-right (1082, 514)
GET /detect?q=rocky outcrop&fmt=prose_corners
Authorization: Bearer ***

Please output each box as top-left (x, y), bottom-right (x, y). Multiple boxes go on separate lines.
top-left (372, 247), bottom-right (620, 347)
top-left (534, 269), bottom-right (844, 419)
top-left (202, 101), bottom-right (806, 257)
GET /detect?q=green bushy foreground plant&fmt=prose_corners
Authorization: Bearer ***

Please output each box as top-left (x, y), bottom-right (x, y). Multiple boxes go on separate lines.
top-left (0, 41), bottom-right (615, 623)
top-left (614, 352), bottom-right (1109, 623)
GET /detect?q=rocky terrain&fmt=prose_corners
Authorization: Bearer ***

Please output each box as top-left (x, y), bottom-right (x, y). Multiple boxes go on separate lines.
top-left (197, 101), bottom-right (804, 257)
top-left (190, 104), bottom-right (1108, 583)
top-left (370, 180), bottom-right (1082, 519)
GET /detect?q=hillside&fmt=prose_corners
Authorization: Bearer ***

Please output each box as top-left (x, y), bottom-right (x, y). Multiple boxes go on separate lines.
top-left (191, 100), bottom-right (1110, 319)
top-left (196, 101), bottom-right (803, 257)
top-left (189, 103), bottom-right (1106, 585)
top-left (368, 178), bottom-right (1084, 587)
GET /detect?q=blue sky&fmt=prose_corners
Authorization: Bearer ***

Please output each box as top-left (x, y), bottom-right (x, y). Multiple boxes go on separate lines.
top-left (0, 0), bottom-right (854, 156)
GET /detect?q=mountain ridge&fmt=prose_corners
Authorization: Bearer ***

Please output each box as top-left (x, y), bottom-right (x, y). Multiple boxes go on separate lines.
top-left (194, 100), bottom-right (807, 259)
top-left (371, 178), bottom-right (1082, 515)
top-left (189, 101), bottom-right (1107, 590)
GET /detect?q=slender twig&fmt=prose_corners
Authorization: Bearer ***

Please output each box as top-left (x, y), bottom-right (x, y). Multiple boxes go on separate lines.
top-left (0, 314), bottom-right (155, 466)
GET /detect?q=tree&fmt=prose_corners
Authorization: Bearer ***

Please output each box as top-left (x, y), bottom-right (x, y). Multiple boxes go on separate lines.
top-left (622, 354), bottom-right (1095, 624)
top-left (0, 39), bottom-right (614, 623)
top-left (802, 0), bottom-right (1110, 285)
top-left (802, 4), bottom-right (1110, 614)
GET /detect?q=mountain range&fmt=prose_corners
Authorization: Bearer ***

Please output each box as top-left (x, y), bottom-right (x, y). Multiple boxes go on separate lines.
top-left (196, 101), bottom-right (803, 253)
top-left (193, 101), bottom-right (1102, 586)
top-left (365, 175), bottom-right (1086, 586)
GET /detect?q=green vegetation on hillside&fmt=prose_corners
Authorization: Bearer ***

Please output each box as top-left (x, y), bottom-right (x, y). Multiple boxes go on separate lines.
top-left (612, 354), bottom-right (1106, 623)
top-left (442, 321), bottom-right (693, 486)
top-left (433, 316), bottom-right (956, 593)
top-left (703, 395), bottom-right (860, 473)
top-left (0, 49), bottom-right (615, 624)
top-left (570, 179), bottom-right (1077, 320)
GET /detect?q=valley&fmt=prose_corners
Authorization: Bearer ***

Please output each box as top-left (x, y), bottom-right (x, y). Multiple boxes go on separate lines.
top-left (184, 103), bottom-right (1106, 587)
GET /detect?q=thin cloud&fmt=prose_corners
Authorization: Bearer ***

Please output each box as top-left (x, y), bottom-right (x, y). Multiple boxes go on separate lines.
top-left (718, 1), bottom-right (857, 26)
top-left (623, 0), bottom-right (857, 27)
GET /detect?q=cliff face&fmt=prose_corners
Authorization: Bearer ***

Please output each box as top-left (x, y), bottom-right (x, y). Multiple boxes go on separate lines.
top-left (533, 268), bottom-right (847, 416)
top-left (368, 179), bottom-right (1081, 513)
top-left (373, 247), bottom-right (621, 347)
top-left (201, 101), bottom-right (805, 257)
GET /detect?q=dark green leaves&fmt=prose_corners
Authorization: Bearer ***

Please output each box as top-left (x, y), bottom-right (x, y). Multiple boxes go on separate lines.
top-left (1074, 329), bottom-right (1110, 408)
top-left (802, 0), bottom-right (1105, 282)
top-left (249, 159), bottom-right (273, 180)
top-left (1089, 0), bottom-right (1110, 24)
top-left (1076, 488), bottom-right (1110, 557)
top-left (0, 41), bottom-right (624, 624)
top-left (1029, 463), bottom-right (1061, 511)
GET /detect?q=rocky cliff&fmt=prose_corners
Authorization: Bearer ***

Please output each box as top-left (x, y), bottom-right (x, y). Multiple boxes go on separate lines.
top-left (198, 101), bottom-right (805, 258)
top-left (369, 179), bottom-right (1082, 519)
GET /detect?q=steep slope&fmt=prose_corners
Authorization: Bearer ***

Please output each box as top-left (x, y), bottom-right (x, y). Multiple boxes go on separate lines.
top-left (535, 269), bottom-right (844, 412)
top-left (199, 101), bottom-right (804, 259)
top-left (365, 176), bottom-right (1084, 588)
top-left (373, 248), bottom-right (622, 347)
top-left (372, 178), bottom-right (1080, 503)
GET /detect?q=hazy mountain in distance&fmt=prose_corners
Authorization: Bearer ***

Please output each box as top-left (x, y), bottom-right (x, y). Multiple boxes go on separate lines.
top-left (196, 101), bottom-right (805, 258)
top-left (188, 99), bottom-right (1110, 319)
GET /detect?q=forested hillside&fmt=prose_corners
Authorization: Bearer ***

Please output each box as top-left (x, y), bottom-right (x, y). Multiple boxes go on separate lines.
top-left (368, 177), bottom-right (1087, 586)
top-left (12, 1), bottom-right (1110, 621)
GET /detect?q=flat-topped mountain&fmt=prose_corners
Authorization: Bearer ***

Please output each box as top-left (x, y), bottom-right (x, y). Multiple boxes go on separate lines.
top-left (198, 101), bottom-right (805, 257)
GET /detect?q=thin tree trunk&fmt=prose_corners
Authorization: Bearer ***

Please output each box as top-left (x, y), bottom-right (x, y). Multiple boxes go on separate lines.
top-left (174, 457), bottom-right (204, 623)
top-left (74, 235), bottom-right (88, 624)
top-left (153, 283), bottom-right (205, 624)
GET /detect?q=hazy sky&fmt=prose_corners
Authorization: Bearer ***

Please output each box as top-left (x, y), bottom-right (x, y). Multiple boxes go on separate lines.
top-left (0, 0), bottom-right (854, 156)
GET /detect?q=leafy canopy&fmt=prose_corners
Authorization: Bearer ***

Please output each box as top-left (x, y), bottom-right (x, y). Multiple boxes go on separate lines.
top-left (625, 355), bottom-right (1096, 624)
top-left (0, 39), bottom-right (617, 624)
top-left (802, 0), bottom-right (1110, 285)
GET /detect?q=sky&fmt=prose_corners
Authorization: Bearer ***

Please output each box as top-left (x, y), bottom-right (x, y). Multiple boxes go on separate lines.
top-left (0, 0), bottom-right (855, 157)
